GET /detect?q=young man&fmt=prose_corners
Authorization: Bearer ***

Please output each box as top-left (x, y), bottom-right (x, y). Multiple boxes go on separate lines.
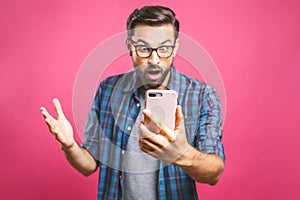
top-left (41, 6), bottom-right (225, 199)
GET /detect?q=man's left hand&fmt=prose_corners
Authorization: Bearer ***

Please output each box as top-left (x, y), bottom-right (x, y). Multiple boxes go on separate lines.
top-left (138, 105), bottom-right (190, 164)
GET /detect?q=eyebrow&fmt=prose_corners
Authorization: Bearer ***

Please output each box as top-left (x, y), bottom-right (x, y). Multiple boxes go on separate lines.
top-left (134, 39), bottom-right (172, 45)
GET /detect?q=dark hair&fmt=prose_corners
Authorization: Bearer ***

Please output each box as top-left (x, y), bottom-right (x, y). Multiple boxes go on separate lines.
top-left (127, 6), bottom-right (179, 39)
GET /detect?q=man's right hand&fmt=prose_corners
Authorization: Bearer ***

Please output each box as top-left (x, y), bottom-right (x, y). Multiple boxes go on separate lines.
top-left (41, 98), bottom-right (75, 149)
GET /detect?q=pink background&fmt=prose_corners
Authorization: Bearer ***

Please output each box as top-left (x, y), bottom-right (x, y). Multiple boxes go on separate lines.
top-left (1, 0), bottom-right (300, 199)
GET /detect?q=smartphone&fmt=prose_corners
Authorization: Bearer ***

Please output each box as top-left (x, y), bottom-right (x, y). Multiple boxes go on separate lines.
top-left (145, 89), bottom-right (178, 131)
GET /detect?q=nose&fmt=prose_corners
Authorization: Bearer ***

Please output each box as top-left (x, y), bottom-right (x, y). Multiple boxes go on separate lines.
top-left (148, 50), bottom-right (160, 65)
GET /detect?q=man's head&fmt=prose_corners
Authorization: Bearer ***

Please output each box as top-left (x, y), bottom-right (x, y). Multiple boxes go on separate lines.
top-left (126, 6), bottom-right (180, 90)
top-left (127, 6), bottom-right (179, 39)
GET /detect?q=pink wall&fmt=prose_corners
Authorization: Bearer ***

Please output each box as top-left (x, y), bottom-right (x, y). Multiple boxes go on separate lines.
top-left (1, 0), bottom-right (299, 199)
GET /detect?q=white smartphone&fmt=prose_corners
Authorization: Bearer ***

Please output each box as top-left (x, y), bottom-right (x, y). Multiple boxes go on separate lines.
top-left (145, 89), bottom-right (178, 131)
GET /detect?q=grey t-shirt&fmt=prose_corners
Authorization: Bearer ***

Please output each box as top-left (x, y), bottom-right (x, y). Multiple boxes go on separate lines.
top-left (121, 98), bottom-right (160, 200)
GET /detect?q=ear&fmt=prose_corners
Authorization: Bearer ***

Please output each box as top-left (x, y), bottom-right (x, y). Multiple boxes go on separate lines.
top-left (173, 38), bottom-right (180, 57)
top-left (126, 38), bottom-right (133, 56)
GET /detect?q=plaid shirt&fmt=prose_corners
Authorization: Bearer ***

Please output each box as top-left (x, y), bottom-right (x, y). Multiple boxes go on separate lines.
top-left (82, 66), bottom-right (225, 200)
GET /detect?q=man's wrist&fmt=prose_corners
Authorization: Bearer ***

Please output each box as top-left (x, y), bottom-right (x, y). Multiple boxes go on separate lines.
top-left (174, 145), bottom-right (195, 167)
top-left (60, 140), bottom-right (77, 153)
top-left (175, 145), bottom-right (208, 168)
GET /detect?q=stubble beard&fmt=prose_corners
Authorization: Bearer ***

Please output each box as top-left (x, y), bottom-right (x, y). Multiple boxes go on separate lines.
top-left (139, 64), bottom-right (171, 89)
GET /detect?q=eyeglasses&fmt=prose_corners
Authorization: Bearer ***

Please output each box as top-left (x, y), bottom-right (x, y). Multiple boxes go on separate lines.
top-left (130, 39), bottom-right (175, 58)
top-left (133, 45), bottom-right (175, 58)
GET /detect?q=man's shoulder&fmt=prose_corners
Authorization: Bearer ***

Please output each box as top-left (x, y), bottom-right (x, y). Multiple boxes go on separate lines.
top-left (100, 71), bottom-right (135, 85)
top-left (93, 72), bottom-right (136, 95)
top-left (172, 68), bottom-right (218, 98)
top-left (173, 68), bottom-right (207, 88)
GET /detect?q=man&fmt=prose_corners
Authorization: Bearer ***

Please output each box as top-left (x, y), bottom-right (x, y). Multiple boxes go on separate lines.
top-left (41, 6), bottom-right (225, 200)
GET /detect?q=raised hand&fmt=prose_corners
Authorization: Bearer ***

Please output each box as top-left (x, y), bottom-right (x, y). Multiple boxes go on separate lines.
top-left (41, 98), bottom-right (75, 149)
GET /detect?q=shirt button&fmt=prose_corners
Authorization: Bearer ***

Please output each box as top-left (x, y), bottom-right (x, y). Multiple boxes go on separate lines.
top-left (137, 103), bottom-right (140, 107)
top-left (119, 175), bottom-right (122, 179)
top-left (127, 126), bottom-right (132, 131)
top-left (121, 150), bottom-right (125, 154)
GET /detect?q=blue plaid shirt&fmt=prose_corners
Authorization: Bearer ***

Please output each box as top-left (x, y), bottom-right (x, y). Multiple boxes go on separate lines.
top-left (82, 66), bottom-right (225, 200)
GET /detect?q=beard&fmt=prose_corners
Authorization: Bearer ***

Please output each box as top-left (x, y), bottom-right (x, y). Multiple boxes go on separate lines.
top-left (136, 64), bottom-right (171, 89)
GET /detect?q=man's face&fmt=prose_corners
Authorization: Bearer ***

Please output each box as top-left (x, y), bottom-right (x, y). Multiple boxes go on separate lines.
top-left (128, 24), bottom-right (179, 90)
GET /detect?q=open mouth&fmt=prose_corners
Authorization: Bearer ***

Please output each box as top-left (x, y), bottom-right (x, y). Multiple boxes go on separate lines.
top-left (146, 70), bottom-right (161, 81)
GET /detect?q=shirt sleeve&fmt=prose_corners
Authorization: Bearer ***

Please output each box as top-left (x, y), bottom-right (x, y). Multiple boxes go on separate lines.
top-left (196, 84), bottom-right (225, 162)
top-left (81, 85), bottom-right (102, 163)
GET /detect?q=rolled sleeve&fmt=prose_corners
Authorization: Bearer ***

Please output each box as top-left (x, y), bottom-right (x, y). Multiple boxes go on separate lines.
top-left (81, 88), bottom-right (101, 162)
top-left (197, 85), bottom-right (225, 161)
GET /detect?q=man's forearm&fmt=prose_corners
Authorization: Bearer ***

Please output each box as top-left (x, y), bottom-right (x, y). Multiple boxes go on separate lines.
top-left (175, 145), bottom-right (224, 185)
top-left (61, 142), bottom-right (98, 176)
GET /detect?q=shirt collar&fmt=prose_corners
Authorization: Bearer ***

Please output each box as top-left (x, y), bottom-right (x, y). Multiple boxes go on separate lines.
top-left (166, 65), bottom-right (180, 92)
top-left (122, 71), bottom-right (140, 93)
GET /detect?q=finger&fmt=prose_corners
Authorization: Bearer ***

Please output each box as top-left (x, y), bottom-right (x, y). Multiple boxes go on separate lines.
top-left (142, 109), bottom-right (176, 141)
top-left (139, 141), bottom-right (158, 158)
top-left (175, 105), bottom-right (185, 131)
top-left (142, 109), bottom-right (164, 134)
top-left (40, 106), bottom-right (55, 121)
top-left (139, 122), bottom-right (157, 139)
top-left (40, 107), bottom-right (59, 134)
top-left (139, 138), bottom-right (164, 156)
top-left (139, 138), bottom-right (156, 152)
top-left (142, 109), bottom-right (151, 124)
top-left (53, 98), bottom-right (65, 117)
top-left (139, 123), bottom-right (169, 147)
top-left (44, 116), bottom-right (59, 135)
top-left (159, 125), bottom-right (175, 142)
top-left (44, 117), bottom-right (57, 133)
